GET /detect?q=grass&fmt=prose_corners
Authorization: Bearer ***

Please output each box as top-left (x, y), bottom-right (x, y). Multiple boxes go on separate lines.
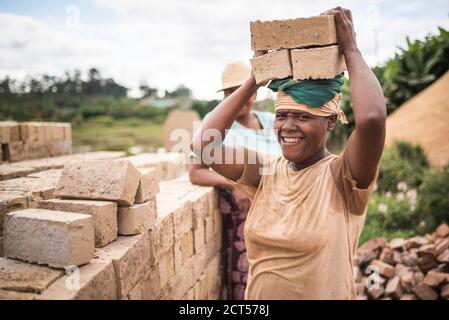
top-left (72, 116), bottom-right (164, 153)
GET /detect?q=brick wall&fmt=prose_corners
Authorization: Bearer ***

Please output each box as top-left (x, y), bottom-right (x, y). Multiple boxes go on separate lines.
top-left (0, 152), bottom-right (223, 300)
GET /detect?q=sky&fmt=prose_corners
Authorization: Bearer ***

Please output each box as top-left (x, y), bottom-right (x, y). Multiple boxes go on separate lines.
top-left (0, 0), bottom-right (448, 100)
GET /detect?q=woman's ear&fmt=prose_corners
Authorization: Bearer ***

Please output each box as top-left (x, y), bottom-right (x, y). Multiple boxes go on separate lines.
top-left (327, 115), bottom-right (337, 131)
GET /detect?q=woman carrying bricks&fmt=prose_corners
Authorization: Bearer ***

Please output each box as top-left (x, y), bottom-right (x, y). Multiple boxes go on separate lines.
top-left (188, 62), bottom-right (281, 299)
top-left (191, 7), bottom-right (386, 299)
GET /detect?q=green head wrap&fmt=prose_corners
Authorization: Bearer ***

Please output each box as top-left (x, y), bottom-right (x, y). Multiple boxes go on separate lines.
top-left (268, 74), bottom-right (344, 108)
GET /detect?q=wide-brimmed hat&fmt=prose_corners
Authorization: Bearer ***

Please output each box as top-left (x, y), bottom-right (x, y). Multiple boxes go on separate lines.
top-left (217, 62), bottom-right (251, 92)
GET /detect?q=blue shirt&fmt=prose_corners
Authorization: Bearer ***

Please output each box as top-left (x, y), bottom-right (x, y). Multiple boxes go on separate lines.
top-left (205, 110), bottom-right (282, 155)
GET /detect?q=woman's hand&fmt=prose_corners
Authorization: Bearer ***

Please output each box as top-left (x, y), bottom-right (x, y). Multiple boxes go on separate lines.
top-left (321, 7), bottom-right (358, 54)
top-left (252, 50), bottom-right (270, 87)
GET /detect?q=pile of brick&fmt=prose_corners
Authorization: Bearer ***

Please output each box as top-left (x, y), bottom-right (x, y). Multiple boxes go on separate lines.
top-left (0, 154), bottom-right (222, 300)
top-left (249, 15), bottom-right (346, 84)
top-left (0, 121), bottom-right (72, 162)
top-left (355, 223), bottom-right (449, 300)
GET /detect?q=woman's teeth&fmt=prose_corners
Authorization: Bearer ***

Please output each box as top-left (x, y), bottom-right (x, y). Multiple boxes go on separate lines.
top-left (282, 137), bottom-right (301, 144)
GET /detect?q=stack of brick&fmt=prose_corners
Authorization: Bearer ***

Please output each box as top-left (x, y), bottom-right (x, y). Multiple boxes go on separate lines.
top-left (249, 15), bottom-right (346, 84)
top-left (0, 173), bottom-right (221, 300)
top-left (355, 223), bottom-right (449, 300)
top-left (1, 159), bottom-right (152, 264)
top-left (0, 152), bottom-right (184, 256)
top-left (0, 121), bottom-right (72, 163)
top-left (0, 152), bottom-right (223, 300)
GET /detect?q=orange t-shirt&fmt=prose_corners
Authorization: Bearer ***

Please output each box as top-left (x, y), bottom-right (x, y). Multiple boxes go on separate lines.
top-left (227, 149), bottom-right (378, 299)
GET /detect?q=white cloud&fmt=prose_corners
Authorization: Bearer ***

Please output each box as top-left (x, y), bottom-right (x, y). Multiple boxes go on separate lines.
top-left (0, 0), bottom-right (448, 100)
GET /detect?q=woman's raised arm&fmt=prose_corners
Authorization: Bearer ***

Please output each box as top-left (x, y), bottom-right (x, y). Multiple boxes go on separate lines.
top-left (324, 7), bottom-right (387, 188)
top-left (191, 75), bottom-right (260, 181)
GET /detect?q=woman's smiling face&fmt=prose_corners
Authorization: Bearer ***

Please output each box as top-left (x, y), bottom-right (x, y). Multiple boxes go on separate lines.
top-left (274, 109), bottom-right (335, 164)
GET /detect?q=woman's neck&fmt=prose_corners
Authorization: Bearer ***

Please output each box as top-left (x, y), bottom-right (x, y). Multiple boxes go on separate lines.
top-left (290, 148), bottom-right (331, 171)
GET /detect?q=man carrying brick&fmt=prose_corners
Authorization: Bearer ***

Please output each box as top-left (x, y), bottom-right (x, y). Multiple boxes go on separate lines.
top-left (191, 7), bottom-right (386, 299)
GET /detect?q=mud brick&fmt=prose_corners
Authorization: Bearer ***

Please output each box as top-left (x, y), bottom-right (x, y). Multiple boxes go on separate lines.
top-left (359, 237), bottom-right (386, 253)
top-left (0, 289), bottom-right (39, 300)
top-left (414, 271), bottom-right (425, 283)
top-left (206, 255), bottom-right (221, 298)
top-left (0, 122), bottom-right (20, 142)
top-left (366, 284), bottom-right (384, 300)
top-left (174, 229), bottom-right (195, 273)
top-left (126, 266), bottom-right (160, 300)
top-left (0, 165), bottom-right (38, 181)
top-left (405, 236), bottom-right (429, 249)
top-left (27, 169), bottom-right (62, 179)
top-left (158, 247), bottom-right (175, 288)
top-left (422, 270), bottom-right (449, 288)
top-left (417, 253), bottom-right (438, 274)
top-left (400, 272), bottom-right (415, 293)
top-left (0, 192), bottom-right (28, 236)
top-left (369, 260), bottom-right (395, 279)
top-left (134, 168), bottom-right (159, 204)
top-left (183, 287), bottom-right (195, 300)
top-left (394, 264), bottom-right (410, 277)
top-left (385, 277), bottom-right (403, 299)
top-left (170, 254), bottom-right (198, 299)
top-left (425, 233), bottom-right (437, 244)
top-left (250, 49), bottom-right (292, 84)
top-left (3, 209), bottom-right (94, 268)
top-left (137, 265), bottom-right (161, 300)
top-left (37, 199), bottom-right (117, 248)
top-left (38, 256), bottom-right (117, 300)
top-left (250, 15), bottom-right (337, 50)
top-left (0, 124), bottom-right (11, 143)
top-left (55, 159), bottom-right (141, 206)
top-left (7, 141), bottom-right (50, 161)
top-left (400, 293), bottom-right (417, 300)
top-left (0, 177), bottom-right (58, 204)
top-left (416, 244), bottom-right (435, 257)
top-left (193, 216), bottom-right (205, 253)
top-left (118, 200), bottom-right (156, 235)
top-left (436, 223), bottom-right (449, 238)
top-left (96, 232), bottom-right (151, 299)
top-left (157, 194), bottom-right (193, 242)
top-left (380, 247), bottom-right (396, 266)
top-left (198, 273), bottom-right (208, 300)
top-left (149, 209), bottom-right (174, 264)
top-left (389, 238), bottom-right (406, 251)
top-left (63, 124), bottom-right (72, 140)
top-left (19, 123), bottom-right (38, 142)
top-left (434, 238), bottom-right (449, 256)
top-left (441, 283), bottom-right (449, 299)
top-left (158, 282), bottom-right (174, 300)
top-left (357, 249), bottom-right (377, 267)
top-left (0, 257), bottom-right (63, 294)
top-left (291, 45), bottom-right (346, 80)
top-left (437, 249), bottom-right (449, 263)
top-left (414, 283), bottom-right (438, 300)
top-left (402, 251), bottom-right (418, 267)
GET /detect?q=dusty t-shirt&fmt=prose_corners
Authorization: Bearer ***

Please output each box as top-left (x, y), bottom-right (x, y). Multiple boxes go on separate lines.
top-left (228, 148), bottom-right (378, 300)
